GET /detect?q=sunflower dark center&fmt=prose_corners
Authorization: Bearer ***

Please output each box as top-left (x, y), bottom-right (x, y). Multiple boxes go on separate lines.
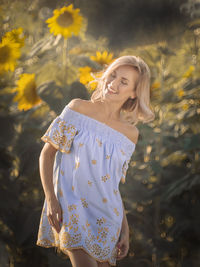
top-left (56, 11), bottom-right (73, 27)
top-left (0, 45), bottom-right (10, 64)
top-left (24, 80), bottom-right (37, 103)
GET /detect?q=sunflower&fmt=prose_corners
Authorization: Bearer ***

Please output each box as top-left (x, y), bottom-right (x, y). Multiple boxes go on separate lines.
top-left (176, 89), bottom-right (185, 98)
top-left (88, 80), bottom-right (98, 91)
top-left (79, 66), bottom-right (93, 85)
top-left (0, 37), bottom-right (21, 73)
top-left (90, 51), bottom-right (114, 66)
top-left (150, 81), bottom-right (161, 100)
top-left (150, 81), bottom-right (160, 90)
top-left (79, 66), bottom-right (98, 91)
top-left (12, 73), bottom-right (42, 111)
top-left (182, 103), bottom-right (189, 111)
top-left (46, 4), bottom-right (84, 39)
top-left (4, 27), bottom-right (25, 48)
top-left (183, 65), bottom-right (195, 78)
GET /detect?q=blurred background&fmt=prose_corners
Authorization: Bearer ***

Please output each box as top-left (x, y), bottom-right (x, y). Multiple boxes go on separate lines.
top-left (0, 0), bottom-right (200, 266)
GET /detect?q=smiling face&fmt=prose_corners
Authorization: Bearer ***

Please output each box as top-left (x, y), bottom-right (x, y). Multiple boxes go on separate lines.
top-left (103, 65), bottom-right (139, 102)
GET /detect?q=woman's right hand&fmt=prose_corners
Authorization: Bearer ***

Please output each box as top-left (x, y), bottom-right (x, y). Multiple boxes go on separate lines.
top-left (47, 196), bottom-right (63, 233)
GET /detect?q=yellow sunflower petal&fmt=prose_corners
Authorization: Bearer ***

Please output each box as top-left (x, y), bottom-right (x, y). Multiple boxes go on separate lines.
top-left (46, 4), bottom-right (84, 39)
top-left (183, 65), bottom-right (195, 78)
top-left (0, 37), bottom-right (21, 72)
top-left (176, 89), bottom-right (185, 98)
top-left (90, 50), bottom-right (114, 65)
top-left (13, 73), bottom-right (42, 111)
top-left (3, 27), bottom-right (25, 48)
top-left (102, 51), bottom-right (107, 59)
top-left (79, 66), bottom-right (94, 85)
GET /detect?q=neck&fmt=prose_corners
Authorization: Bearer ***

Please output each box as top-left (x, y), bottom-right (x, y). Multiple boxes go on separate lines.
top-left (94, 100), bottom-right (122, 122)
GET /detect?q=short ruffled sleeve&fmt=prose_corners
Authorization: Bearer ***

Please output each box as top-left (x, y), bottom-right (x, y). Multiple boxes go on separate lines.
top-left (120, 158), bottom-right (131, 184)
top-left (119, 144), bottom-right (135, 184)
top-left (41, 105), bottom-right (79, 153)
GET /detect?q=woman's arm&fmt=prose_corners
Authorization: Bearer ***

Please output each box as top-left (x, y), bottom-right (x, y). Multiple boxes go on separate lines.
top-left (39, 142), bottom-right (57, 202)
top-left (121, 201), bottom-right (129, 235)
top-left (39, 142), bottom-right (63, 233)
top-left (116, 201), bottom-right (130, 260)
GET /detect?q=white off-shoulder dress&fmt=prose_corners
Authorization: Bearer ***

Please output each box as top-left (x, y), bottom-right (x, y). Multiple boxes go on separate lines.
top-left (36, 104), bottom-right (136, 266)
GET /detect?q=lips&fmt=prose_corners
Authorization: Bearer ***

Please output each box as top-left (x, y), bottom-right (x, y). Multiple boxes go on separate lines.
top-left (107, 87), bottom-right (118, 94)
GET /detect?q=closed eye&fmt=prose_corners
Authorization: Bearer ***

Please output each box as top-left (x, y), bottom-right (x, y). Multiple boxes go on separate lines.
top-left (121, 80), bottom-right (128, 85)
top-left (110, 72), bottom-right (128, 85)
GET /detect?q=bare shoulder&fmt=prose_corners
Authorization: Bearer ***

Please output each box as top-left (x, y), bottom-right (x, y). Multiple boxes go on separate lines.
top-left (67, 99), bottom-right (139, 144)
top-left (67, 98), bottom-right (89, 113)
top-left (123, 123), bottom-right (139, 145)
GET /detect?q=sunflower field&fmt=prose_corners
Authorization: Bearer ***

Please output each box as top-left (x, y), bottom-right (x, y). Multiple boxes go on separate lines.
top-left (0, 0), bottom-right (200, 266)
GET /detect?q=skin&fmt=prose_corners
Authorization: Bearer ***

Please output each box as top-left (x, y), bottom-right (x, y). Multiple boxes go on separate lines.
top-left (39, 64), bottom-right (140, 267)
top-left (102, 64), bottom-right (139, 123)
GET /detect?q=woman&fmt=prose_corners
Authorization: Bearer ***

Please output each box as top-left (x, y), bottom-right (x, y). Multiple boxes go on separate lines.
top-left (36, 55), bottom-right (155, 267)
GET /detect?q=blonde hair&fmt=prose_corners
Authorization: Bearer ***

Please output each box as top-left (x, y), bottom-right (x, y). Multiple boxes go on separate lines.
top-left (90, 55), bottom-right (155, 126)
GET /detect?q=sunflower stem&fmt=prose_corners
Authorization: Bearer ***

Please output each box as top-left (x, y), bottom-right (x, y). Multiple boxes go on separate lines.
top-left (63, 38), bottom-right (68, 84)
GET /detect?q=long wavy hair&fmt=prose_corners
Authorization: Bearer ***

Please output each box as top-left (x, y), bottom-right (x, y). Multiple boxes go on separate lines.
top-left (90, 55), bottom-right (155, 126)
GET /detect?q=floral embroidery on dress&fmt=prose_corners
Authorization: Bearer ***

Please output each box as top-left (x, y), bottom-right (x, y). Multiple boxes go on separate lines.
top-left (96, 138), bottom-right (102, 146)
top-left (84, 217), bottom-right (111, 258)
top-left (88, 180), bottom-right (93, 186)
top-left (113, 189), bottom-right (118, 195)
top-left (81, 198), bottom-right (88, 208)
top-left (101, 174), bottom-right (110, 182)
top-left (96, 217), bottom-right (106, 226)
top-left (68, 204), bottom-right (77, 212)
top-left (58, 188), bottom-right (63, 197)
top-left (41, 117), bottom-right (78, 154)
top-left (113, 208), bottom-right (119, 216)
top-left (120, 149), bottom-right (126, 155)
top-left (111, 235), bottom-right (116, 242)
top-left (102, 198), bottom-right (107, 203)
top-left (79, 143), bottom-right (84, 147)
top-left (60, 228), bottom-right (82, 246)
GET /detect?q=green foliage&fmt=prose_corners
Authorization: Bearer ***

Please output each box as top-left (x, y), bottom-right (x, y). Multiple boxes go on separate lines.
top-left (120, 27), bottom-right (200, 267)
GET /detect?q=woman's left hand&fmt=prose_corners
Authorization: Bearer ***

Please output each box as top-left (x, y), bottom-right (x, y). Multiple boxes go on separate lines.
top-left (116, 231), bottom-right (129, 260)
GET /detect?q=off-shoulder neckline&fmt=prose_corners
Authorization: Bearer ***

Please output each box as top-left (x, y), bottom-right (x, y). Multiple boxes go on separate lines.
top-left (66, 105), bottom-right (136, 147)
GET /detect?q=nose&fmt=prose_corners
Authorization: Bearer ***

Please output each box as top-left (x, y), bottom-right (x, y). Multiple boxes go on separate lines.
top-left (109, 79), bottom-right (118, 90)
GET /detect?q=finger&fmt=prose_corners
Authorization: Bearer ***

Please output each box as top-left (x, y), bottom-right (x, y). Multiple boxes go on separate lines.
top-left (116, 249), bottom-right (123, 258)
top-left (56, 212), bottom-right (62, 225)
top-left (116, 241), bottom-right (122, 247)
top-left (57, 209), bottom-right (63, 223)
top-left (49, 213), bottom-right (61, 233)
top-left (116, 248), bottom-right (128, 259)
top-left (117, 251), bottom-right (126, 257)
top-left (50, 215), bottom-right (57, 226)
top-left (116, 253), bottom-right (126, 260)
top-left (117, 254), bottom-right (124, 260)
top-left (48, 216), bottom-right (54, 226)
top-left (53, 216), bottom-right (61, 233)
